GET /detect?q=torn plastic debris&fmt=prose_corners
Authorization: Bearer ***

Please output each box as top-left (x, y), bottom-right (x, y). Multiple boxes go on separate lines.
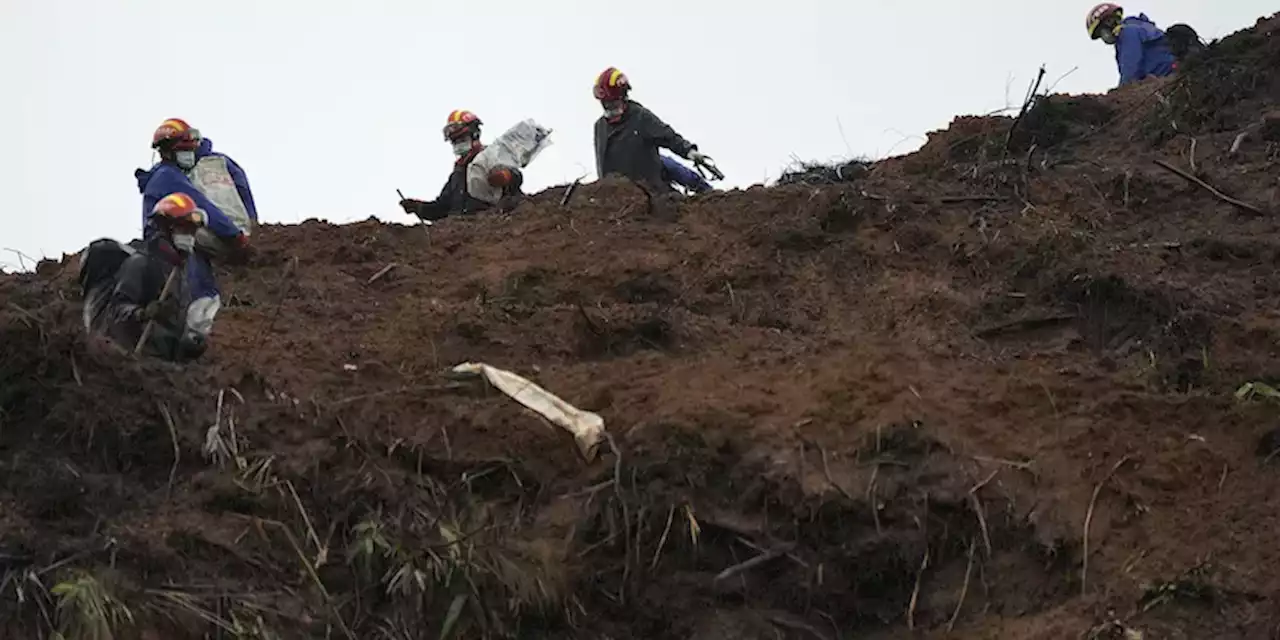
top-left (466, 119), bottom-right (553, 204)
top-left (450, 362), bottom-right (603, 461)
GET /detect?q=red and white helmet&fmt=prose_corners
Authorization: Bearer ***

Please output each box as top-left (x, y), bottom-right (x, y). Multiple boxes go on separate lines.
top-left (442, 110), bottom-right (482, 142)
top-left (148, 193), bottom-right (206, 229)
top-left (151, 118), bottom-right (201, 150)
top-left (593, 67), bottom-right (630, 101)
top-left (1086, 3), bottom-right (1123, 39)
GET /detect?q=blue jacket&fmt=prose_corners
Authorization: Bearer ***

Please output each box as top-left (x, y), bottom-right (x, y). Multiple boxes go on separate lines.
top-left (135, 162), bottom-right (242, 240)
top-left (1115, 14), bottom-right (1176, 86)
top-left (196, 138), bottom-right (259, 224)
top-left (660, 154), bottom-right (713, 193)
top-left (135, 155), bottom-right (240, 301)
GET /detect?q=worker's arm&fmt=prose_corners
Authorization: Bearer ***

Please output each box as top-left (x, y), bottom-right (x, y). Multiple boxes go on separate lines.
top-left (634, 106), bottom-right (697, 159)
top-left (144, 167), bottom-right (246, 239)
top-left (109, 255), bottom-right (154, 323)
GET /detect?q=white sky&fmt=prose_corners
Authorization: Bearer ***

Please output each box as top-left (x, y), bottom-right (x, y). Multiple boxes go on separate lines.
top-left (0, 1), bottom-right (1273, 269)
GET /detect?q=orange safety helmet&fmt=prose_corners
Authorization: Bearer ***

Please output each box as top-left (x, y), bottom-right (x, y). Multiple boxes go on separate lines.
top-left (442, 110), bottom-right (483, 142)
top-left (1086, 3), bottom-right (1123, 39)
top-left (593, 67), bottom-right (630, 101)
top-left (148, 193), bottom-right (206, 229)
top-left (151, 118), bottom-right (202, 150)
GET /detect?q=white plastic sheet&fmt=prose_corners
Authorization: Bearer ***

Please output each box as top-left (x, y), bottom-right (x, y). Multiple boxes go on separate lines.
top-left (451, 362), bottom-right (603, 461)
top-left (467, 119), bottom-right (553, 204)
top-left (191, 155), bottom-right (255, 236)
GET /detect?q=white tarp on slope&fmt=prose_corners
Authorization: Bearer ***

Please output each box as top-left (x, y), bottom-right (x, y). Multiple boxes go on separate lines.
top-left (451, 362), bottom-right (603, 461)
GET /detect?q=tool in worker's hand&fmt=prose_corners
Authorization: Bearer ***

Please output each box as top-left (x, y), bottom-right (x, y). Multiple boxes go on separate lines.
top-left (694, 156), bottom-right (725, 181)
top-left (134, 264), bottom-right (183, 355)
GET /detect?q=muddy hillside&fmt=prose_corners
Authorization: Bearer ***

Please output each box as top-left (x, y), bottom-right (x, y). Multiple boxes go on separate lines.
top-left (5, 14), bottom-right (1280, 640)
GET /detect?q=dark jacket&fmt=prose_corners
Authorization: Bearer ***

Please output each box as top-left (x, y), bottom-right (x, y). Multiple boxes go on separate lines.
top-left (410, 147), bottom-right (524, 220)
top-left (594, 100), bottom-right (697, 193)
top-left (104, 236), bottom-right (198, 361)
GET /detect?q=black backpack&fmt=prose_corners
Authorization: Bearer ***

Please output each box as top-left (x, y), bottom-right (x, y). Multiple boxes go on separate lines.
top-left (1164, 23), bottom-right (1206, 62)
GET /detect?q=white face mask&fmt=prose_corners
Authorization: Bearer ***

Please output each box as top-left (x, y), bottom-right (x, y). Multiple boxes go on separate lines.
top-left (452, 140), bottom-right (474, 157)
top-left (172, 233), bottom-right (196, 254)
top-left (175, 150), bottom-right (197, 170)
top-left (604, 102), bottom-right (627, 120)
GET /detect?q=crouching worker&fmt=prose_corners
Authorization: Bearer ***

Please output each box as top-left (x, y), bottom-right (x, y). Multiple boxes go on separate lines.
top-left (98, 194), bottom-right (219, 361)
top-left (1086, 4), bottom-right (1177, 87)
top-left (400, 110), bottom-right (526, 222)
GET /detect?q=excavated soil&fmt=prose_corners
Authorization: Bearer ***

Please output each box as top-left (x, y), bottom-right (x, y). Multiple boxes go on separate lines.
top-left (5, 14), bottom-right (1280, 640)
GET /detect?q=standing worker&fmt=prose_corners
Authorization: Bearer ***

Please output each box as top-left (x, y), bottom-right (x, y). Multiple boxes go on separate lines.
top-left (592, 67), bottom-right (721, 196)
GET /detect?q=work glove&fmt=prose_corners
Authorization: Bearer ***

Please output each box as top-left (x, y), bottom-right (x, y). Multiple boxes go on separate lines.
top-left (139, 295), bottom-right (182, 322)
top-left (399, 198), bottom-right (427, 215)
top-left (225, 232), bottom-right (255, 265)
top-left (688, 151), bottom-right (725, 181)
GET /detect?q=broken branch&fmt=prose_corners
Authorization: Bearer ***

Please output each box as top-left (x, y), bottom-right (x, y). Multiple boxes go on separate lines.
top-left (1153, 159), bottom-right (1264, 215)
top-left (1082, 455), bottom-right (1133, 596)
top-left (366, 262), bottom-right (398, 285)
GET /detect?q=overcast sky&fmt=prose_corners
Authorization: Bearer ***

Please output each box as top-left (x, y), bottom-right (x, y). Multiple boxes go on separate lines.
top-left (1, 1), bottom-right (1273, 269)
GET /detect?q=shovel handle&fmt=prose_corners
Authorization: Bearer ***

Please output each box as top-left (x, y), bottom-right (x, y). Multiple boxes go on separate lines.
top-left (134, 266), bottom-right (182, 355)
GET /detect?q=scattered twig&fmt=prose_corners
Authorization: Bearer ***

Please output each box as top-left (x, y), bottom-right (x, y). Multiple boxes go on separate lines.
top-left (282, 481), bottom-right (325, 567)
top-left (906, 546), bottom-right (931, 630)
top-left (973, 455), bottom-right (1034, 470)
top-left (975, 314), bottom-right (1076, 339)
top-left (1230, 130), bottom-right (1249, 155)
top-left (1004, 65), bottom-right (1047, 152)
top-left (265, 520), bottom-right (356, 640)
top-left (157, 401), bottom-right (180, 500)
top-left (968, 470), bottom-right (998, 558)
top-left (1217, 463), bottom-right (1229, 493)
top-left (816, 443), bottom-right (856, 503)
top-left (1082, 455), bottom-right (1133, 596)
top-left (867, 464), bottom-right (883, 535)
top-left (250, 255), bottom-right (299, 355)
top-left (1153, 159), bottom-right (1265, 215)
top-left (948, 538), bottom-right (978, 632)
top-left (366, 263), bottom-right (397, 285)
top-left (766, 612), bottom-right (833, 640)
top-left (69, 352), bottom-right (82, 387)
top-left (712, 544), bottom-right (795, 584)
top-left (650, 505), bottom-right (676, 571)
top-left (1187, 137), bottom-right (1198, 174)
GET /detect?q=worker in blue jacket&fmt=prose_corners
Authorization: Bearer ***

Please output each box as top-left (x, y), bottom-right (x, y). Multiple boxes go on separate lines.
top-left (134, 118), bottom-right (251, 342)
top-left (1086, 4), bottom-right (1176, 87)
top-left (661, 155), bottom-right (714, 194)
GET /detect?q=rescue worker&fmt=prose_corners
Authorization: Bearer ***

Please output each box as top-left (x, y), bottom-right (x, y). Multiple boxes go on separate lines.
top-left (99, 193), bottom-right (215, 361)
top-left (399, 110), bottom-right (525, 221)
top-left (1086, 4), bottom-right (1177, 87)
top-left (661, 154), bottom-right (714, 194)
top-left (134, 119), bottom-right (250, 344)
top-left (593, 67), bottom-right (718, 194)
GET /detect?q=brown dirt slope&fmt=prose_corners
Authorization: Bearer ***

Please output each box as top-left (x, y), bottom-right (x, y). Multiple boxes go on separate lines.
top-left (5, 13), bottom-right (1280, 640)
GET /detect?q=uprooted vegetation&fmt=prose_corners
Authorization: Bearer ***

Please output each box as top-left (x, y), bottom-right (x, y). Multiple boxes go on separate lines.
top-left (5, 12), bottom-right (1280, 640)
